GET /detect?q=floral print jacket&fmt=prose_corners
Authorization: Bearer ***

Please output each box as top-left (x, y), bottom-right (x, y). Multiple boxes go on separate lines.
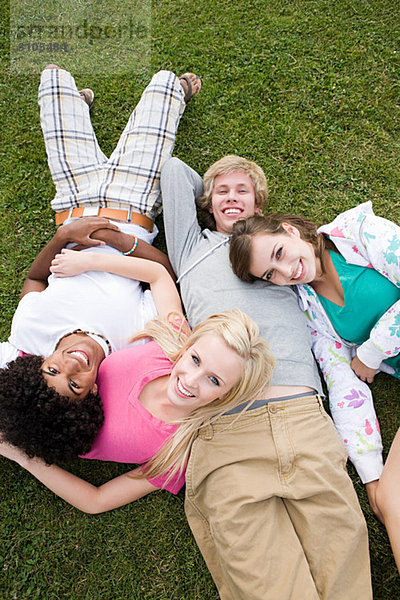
top-left (295, 201), bottom-right (400, 483)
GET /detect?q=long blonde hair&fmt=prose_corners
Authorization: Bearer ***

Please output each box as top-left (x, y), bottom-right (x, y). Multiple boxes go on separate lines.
top-left (131, 309), bottom-right (275, 486)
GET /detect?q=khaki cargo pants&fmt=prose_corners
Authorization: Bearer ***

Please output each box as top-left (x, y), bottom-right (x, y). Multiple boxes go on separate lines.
top-left (185, 395), bottom-right (372, 600)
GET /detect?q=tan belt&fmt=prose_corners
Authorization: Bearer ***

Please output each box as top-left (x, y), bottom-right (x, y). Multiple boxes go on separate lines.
top-left (55, 206), bottom-right (154, 232)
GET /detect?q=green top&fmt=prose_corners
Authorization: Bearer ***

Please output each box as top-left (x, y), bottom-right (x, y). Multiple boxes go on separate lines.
top-left (318, 250), bottom-right (400, 370)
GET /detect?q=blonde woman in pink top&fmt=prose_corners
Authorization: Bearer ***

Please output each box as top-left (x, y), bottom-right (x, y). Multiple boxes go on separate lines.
top-left (0, 249), bottom-right (275, 513)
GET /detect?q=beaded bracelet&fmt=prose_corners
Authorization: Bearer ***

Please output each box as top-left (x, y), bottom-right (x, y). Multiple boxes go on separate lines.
top-left (122, 235), bottom-right (138, 256)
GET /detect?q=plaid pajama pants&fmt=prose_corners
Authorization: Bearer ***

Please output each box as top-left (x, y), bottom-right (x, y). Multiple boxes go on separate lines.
top-left (38, 68), bottom-right (186, 221)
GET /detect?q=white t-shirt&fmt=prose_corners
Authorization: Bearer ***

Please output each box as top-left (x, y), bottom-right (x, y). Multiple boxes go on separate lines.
top-left (0, 342), bottom-right (19, 368)
top-left (8, 241), bottom-right (156, 359)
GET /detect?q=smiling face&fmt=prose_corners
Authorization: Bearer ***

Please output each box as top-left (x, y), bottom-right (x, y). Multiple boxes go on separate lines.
top-left (167, 333), bottom-right (244, 416)
top-left (41, 333), bottom-right (105, 400)
top-left (209, 171), bottom-right (260, 235)
top-left (249, 224), bottom-right (320, 285)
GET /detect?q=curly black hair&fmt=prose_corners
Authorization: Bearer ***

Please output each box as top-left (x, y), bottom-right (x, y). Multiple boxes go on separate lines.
top-left (0, 355), bottom-right (104, 464)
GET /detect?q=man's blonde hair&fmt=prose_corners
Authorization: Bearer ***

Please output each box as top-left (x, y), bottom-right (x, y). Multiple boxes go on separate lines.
top-left (198, 155), bottom-right (268, 228)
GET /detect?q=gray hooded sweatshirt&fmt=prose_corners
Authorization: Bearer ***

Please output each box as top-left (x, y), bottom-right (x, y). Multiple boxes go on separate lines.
top-left (161, 157), bottom-right (321, 392)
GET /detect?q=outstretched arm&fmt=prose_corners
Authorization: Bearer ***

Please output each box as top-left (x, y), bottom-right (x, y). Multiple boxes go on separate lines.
top-left (0, 442), bottom-right (155, 514)
top-left (50, 249), bottom-right (182, 319)
top-left (310, 326), bottom-right (384, 487)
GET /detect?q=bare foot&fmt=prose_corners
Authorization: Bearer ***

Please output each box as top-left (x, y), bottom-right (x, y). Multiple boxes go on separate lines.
top-left (179, 73), bottom-right (201, 103)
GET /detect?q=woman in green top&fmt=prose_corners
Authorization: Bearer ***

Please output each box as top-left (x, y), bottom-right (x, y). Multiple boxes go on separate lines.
top-left (229, 201), bottom-right (400, 572)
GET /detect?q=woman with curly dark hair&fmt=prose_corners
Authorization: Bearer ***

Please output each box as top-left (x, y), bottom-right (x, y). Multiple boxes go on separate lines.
top-left (1, 309), bottom-right (274, 511)
top-left (0, 246), bottom-right (183, 462)
top-left (0, 355), bottom-right (104, 464)
top-left (0, 253), bottom-right (275, 513)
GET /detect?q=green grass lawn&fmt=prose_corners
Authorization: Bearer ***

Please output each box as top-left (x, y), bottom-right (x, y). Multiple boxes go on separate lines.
top-left (1, 0), bottom-right (400, 597)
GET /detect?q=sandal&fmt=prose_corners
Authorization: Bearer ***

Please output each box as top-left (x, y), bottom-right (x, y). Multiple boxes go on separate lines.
top-left (79, 88), bottom-right (95, 110)
top-left (179, 73), bottom-right (201, 103)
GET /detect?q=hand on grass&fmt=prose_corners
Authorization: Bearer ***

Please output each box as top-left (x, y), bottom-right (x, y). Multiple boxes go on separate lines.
top-left (0, 439), bottom-right (29, 466)
top-left (365, 480), bottom-right (384, 523)
top-left (350, 355), bottom-right (377, 383)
